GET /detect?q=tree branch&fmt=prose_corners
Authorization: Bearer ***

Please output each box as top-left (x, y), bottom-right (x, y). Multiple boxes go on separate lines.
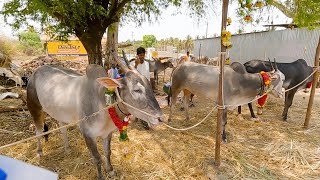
top-left (271, 1), bottom-right (295, 18)
top-left (118, 0), bottom-right (131, 10)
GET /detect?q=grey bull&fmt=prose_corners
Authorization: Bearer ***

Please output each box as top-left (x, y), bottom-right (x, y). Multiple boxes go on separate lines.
top-left (129, 58), bottom-right (174, 84)
top-left (229, 62), bottom-right (257, 118)
top-left (168, 62), bottom-right (285, 142)
top-left (27, 62), bottom-right (164, 179)
top-left (147, 59), bottom-right (174, 84)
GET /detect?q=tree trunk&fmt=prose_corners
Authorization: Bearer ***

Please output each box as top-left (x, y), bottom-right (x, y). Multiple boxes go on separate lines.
top-left (105, 21), bottom-right (119, 68)
top-left (80, 36), bottom-right (103, 65)
top-left (75, 25), bottom-right (105, 65)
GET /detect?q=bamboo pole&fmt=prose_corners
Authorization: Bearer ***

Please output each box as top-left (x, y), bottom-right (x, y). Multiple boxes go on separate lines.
top-left (215, 0), bottom-right (229, 167)
top-left (304, 36), bottom-right (320, 128)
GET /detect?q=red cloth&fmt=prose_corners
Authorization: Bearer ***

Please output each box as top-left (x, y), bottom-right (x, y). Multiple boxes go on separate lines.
top-left (260, 71), bottom-right (271, 86)
top-left (108, 107), bottom-right (129, 132)
top-left (306, 81), bottom-right (312, 89)
top-left (257, 94), bottom-right (268, 108)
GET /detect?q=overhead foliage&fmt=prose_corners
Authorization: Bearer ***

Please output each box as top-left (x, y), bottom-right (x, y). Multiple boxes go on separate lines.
top-left (294, 0), bottom-right (320, 28)
top-left (1, 0), bottom-right (207, 65)
top-left (235, 0), bottom-right (320, 28)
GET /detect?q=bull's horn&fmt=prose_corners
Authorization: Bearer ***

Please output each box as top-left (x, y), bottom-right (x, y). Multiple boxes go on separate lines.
top-left (268, 57), bottom-right (275, 71)
top-left (109, 49), bottom-right (130, 72)
top-left (273, 58), bottom-right (278, 71)
top-left (122, 50), bottom-right (135, 70)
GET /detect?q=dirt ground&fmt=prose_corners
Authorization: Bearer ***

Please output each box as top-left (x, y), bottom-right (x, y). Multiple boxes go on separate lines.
top-left (0, 68), bottom-right (320, 179)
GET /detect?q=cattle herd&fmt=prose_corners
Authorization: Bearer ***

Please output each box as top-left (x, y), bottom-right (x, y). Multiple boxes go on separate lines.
top-left (6, 54), bottom-right (314, 179)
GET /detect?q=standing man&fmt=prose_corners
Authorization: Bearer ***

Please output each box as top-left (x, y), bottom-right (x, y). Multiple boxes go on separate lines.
top-left (186, 51), bottom-right (191, 62)
top-left (135, 47), bottom-right (150, 81)
top-left (135, 47), bottom-right (151, 130)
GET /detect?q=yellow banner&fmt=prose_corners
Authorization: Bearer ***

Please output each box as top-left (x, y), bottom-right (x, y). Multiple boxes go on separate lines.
top-left (47, 40), bottom-right (87, 60)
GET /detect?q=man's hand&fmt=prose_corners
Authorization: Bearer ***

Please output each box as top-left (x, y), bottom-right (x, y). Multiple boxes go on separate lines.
top-left (135, 58), bottom-right (140, 68)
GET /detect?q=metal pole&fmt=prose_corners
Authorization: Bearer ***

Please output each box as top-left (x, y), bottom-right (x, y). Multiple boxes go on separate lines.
top-left (215, 0), bottom-right (229, 167)
top-left (206, 21), bottom-right (209, 38)
top-left (304, 36), bottom-right (320, 128)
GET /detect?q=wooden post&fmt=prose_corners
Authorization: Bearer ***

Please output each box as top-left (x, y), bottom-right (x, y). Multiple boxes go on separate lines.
top-left (215, 0), bottom-right (229, 167)
top-left (304, 36), bottom-right (320, 128)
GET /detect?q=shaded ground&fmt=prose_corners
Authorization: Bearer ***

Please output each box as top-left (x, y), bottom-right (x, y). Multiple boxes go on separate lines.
top-left (0, 67), bottom-right (319, 179)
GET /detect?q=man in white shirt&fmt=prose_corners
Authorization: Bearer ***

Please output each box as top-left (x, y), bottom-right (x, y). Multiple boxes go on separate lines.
top-left (135, 47), bottom-right (150, 81)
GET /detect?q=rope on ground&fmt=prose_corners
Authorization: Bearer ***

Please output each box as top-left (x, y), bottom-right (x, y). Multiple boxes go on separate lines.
top-left (162, 106), bottom-right (216, 131)
top-left (0, 102), bottom-right (119, 150)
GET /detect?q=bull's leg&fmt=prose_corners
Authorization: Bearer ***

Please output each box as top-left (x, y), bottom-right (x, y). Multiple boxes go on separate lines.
top-left (222, 109), bottom-right (228, 143)
top-left (183, 90), bottom-right (192, 120)
top-left (103, 133), bottom-right (116, 177)
top-left (189, 94), bottom-right (195, 107)
top-left (28, 99), bottom-right (46, 156)
top-left (59, 122), bottom-right (70, 153)
top-left (163, 70), bottom-right (165, 83)
top-left (83, 134), bottom-right (104, 180)
top-left (282, 90), bottom-right (296, 121)
top-left (32, 111), bottom-right (46, 156)
top-left (248, 103), bottom-right (256, 118)
top-left (155, 71), bottom-right (159, 85)
top-left (237, 106), bottom-right (242, 114)
top-left (168, 90), bottom-right (180, 122)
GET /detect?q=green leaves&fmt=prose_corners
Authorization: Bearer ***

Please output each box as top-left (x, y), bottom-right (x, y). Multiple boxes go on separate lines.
top-left (294, 0), bottom-right (320, 28)
top-left (142, 35), bottom-right (157, 48)
top-left (18, 31), bottom-right (42, 48)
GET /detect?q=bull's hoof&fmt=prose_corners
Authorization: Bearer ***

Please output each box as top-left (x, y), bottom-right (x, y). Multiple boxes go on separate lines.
top-left (107, 170), bottom-right (117, 177)
top-left (180, 107), bottom-right (185, 111)
top-left (141, 121), bottom-right (150, 130)
top-left (222, 138), bottom-right (227, 144)
top-left (64, 147), bottom-right (71, 154)
top-left (189, 103), bottom-right (195, 108)
top-left (97, 175), bottom-right (105, 180)
top-left (222, 134), bottom-right (227, 143)
top-left (37, 150), bottom-right (43, 157)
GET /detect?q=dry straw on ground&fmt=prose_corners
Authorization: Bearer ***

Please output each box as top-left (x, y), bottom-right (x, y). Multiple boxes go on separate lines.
top-left (0, 68), bottom-right (319, 179)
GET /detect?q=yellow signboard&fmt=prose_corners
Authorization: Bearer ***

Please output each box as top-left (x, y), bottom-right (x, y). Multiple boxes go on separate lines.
top-left (47, 40), bottom-right (87, 60)
top-left (152, 51), bottom-right (159, 58)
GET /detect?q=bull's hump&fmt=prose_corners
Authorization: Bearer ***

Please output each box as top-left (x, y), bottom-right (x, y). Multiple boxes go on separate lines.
top-left (41, 65), bottom-right (82, 77)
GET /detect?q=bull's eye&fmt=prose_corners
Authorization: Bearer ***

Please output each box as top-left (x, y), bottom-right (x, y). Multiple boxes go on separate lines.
top-left (134, 89), bottom-right (142, 93)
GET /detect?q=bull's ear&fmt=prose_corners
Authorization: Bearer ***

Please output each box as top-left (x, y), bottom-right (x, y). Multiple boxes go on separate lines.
top-left (96, 77), bottom-right (123, 88)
